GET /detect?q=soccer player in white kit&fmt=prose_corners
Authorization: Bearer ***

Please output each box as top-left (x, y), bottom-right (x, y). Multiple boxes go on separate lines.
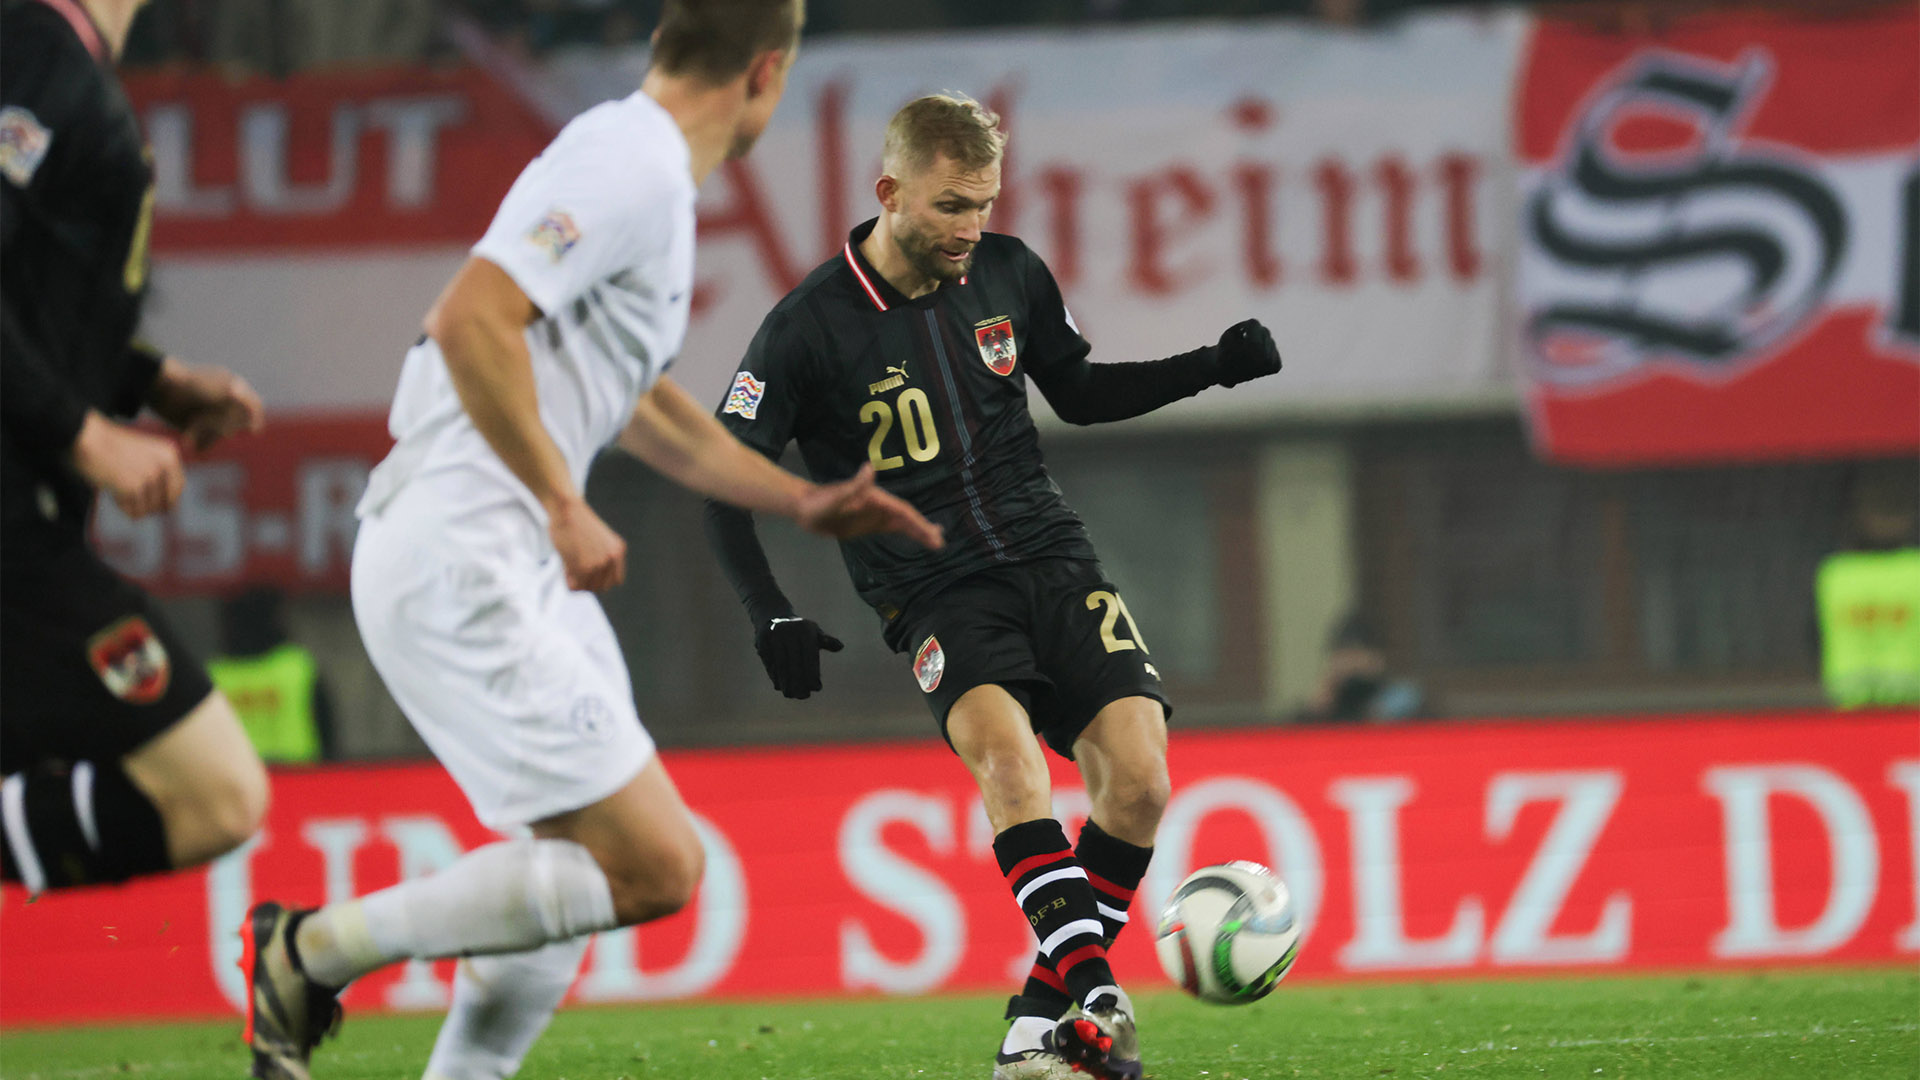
top-left (239, 3), bottom-right (940, 1078)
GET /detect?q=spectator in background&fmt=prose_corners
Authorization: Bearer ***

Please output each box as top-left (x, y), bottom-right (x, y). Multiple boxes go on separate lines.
top-left (1297, 614), bottom-right (1427, 723)
top-left (1816, 464), bottom-right (1920, 709)
top-left (208, 587), bottom-right (335, 762)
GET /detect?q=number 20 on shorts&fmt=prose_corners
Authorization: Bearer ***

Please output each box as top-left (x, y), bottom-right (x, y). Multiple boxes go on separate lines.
top-left (1087, 590), bottom-right (1149, 654)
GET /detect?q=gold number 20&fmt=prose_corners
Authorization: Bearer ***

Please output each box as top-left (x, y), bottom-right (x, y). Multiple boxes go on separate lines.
top-left (1087, 590), bottom-right (1149, 654)
top-left (859, 388), bottom-right (941, 472)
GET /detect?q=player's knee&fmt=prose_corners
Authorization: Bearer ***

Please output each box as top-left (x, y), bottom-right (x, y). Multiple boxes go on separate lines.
top-left (607, 833), bottom-right (705, 925)
top-left (1133, 766), bottom-right (1172, 823)
top-left (656, 837), bottom-right (706, 913)
top-left (1098, 761), bottom-right (1170, 835)
top-left (980, 758), bottom-right (1051, 816)
top-left (195, 754), bottom-right (270, 856)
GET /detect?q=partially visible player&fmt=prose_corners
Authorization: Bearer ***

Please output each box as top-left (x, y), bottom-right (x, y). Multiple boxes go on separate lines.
top-left (1, 0), bottom-right (269, 899)
top-left (704, 95), bottom-right (1282, 1079)
top-left (239, 3), bottom-right (941, 1080)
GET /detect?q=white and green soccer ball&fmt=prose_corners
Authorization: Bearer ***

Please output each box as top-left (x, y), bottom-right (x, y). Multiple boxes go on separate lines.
top-left (1153, 860), bottom-right (1302, 1005)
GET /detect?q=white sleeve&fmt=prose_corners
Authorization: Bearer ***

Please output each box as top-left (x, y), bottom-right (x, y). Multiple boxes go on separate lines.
top-left (471, 123), bottom-right (669, 317)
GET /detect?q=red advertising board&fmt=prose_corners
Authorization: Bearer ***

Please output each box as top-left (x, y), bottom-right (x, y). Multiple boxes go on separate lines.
top-left (90, 415), bottom-right (392, 594)
top-left (123, 66), bottom-right (551, 252)
top-left (3, 711), bottom-right (1914, 1027)
top-left (1514, 5), bottom-right (1920, 465)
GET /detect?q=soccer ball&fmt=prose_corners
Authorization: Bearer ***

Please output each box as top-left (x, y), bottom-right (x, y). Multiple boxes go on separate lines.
top-left (1153, 860), bottom-right (1301, 1005)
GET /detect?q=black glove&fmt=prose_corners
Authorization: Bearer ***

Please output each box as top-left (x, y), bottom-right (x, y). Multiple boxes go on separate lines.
top-left (1215, 318), bottom-right (1282, 387)
top-left (754, 616), bottom-right (844, 699)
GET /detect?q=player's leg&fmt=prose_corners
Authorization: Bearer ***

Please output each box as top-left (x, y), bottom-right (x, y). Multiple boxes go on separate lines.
top-left (947, 685), bottom-right (1124, 1015)
top-left (244, 531), bottom-right (688, 1079)
top-left (0, 544), bottom-right (266, 895)
top-left (1072, 697), bottom-right (1170, 848)
top-left (120, 690), bottom-right (271, 867)
top-left (288, 754), bottom-right (698, 986)
top-left (1070, 697), bottom-right (1168, 973)
top-left (422, 939), bottom-right (590, 1080)
top-left (1072, 695), bottom-right (1169, 956)
top-left (947, 687), bottom-right (1100, 1080)
top-left (400, 761), bottom-right (700, 1080)
top-left (413, 586), bottom-right (697, 1080)
top-left (249, 758), bottom-right (696, 1080)
top-left (1029, 561), bottom-right (1170, 1080)
top-left (1007, 696), bottom-right (1167, 1025)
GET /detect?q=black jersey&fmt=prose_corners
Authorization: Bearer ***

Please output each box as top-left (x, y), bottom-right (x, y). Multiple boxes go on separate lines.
top-left (718, 220), bottom-right (1102, 626)
top-left (1, 0), bottom-right (161, 549)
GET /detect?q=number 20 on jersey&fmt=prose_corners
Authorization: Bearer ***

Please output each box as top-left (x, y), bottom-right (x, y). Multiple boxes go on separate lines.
top-left (860, 388), bottom-right (941, 471)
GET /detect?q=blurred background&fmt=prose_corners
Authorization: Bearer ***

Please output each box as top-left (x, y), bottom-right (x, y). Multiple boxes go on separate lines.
top-left (102, 0), bottom-right (1918, 764)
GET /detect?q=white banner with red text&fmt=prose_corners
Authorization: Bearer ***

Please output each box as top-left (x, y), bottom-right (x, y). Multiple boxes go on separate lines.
top-left (1514, 4), bottom-right (1920, 464)
top-left (89, 417), bottom-right (391, 594)
top-left (126, 12), bottom-right (1527, 421)
top-left (3, 711), bottom-right (1914, 1026)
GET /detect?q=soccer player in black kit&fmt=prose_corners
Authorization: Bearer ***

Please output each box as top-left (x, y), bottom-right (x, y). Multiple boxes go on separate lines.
top-left (706, 94), bottom-right (1282, 1080)
top-left (2, 0), bottom-right (270, 900)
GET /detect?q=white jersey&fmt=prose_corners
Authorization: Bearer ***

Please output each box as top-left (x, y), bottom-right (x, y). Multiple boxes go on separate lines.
top-left (357, 91), bottom-right (696, 546)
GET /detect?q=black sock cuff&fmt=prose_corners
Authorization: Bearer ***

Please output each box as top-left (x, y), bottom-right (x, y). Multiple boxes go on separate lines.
top-left (8, 760), bottom-right (171, 890)
top-left (1005, 994), bottom-right (1067, 1020)
top-left (992, 818), bottom-right (1072, 877)
top-left (1078, 819), bottom-right (1153, 887)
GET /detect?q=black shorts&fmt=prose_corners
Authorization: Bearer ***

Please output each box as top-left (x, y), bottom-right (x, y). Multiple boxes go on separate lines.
top-left (1, 538), bottom-right (214, 768)
top-left (892, 557), bottom-right (1170, 759)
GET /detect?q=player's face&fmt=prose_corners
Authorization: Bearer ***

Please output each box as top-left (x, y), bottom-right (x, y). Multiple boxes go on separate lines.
top-left (888, 155), bottom-right (1000, 284)
top-left (729, 45), bottom-right (798, 161)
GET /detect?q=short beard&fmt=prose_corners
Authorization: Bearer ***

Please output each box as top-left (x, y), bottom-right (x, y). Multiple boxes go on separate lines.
top-left (894, 224), bottom-right (971, 284)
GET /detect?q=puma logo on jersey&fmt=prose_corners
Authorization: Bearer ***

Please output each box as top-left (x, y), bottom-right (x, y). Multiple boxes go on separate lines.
top-left (868, 364), bottom-right (910, 395)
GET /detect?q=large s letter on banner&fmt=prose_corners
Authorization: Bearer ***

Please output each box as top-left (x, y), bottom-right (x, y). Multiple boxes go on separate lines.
top-left (1514, 5), bottom-right (1920, 465)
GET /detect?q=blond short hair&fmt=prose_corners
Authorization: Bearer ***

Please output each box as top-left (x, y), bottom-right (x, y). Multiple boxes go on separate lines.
top-left (882, 94), bottom-right (1007, 178)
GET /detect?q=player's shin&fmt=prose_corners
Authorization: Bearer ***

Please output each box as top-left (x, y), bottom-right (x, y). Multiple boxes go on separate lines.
top-left (0, 760), bottom-right (170, 894)
top-left (993, 819), bottom-right (1122, 1009)
top-left (423, 936), bottom-right (591, 1080)
top-left (292, 838), bottom-right (616, 988)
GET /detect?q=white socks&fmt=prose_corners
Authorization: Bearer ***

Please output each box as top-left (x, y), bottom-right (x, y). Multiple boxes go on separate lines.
top-left (421, 937), bottom-right (590, 1080)
top-left (295, 838), bottom-right (617, 988)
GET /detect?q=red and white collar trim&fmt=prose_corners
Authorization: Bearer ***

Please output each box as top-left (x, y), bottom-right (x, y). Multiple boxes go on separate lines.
top-left (843, 239), bottom-right (968, 313)
top-left (844, 241), bottom-right (888, 312)
top-left (35, 0), bottom-right (108, 63)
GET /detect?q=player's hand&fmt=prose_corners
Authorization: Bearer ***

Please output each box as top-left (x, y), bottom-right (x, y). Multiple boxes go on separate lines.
top-left (548, 494), bottom-right (627, 591)
top-left (796, 464), bottom-right (945, 550)
top-left (754, 615), bottom-right (844, 699)
top-left (72, 411), bottom-right (184, 518)
top-left (147, 359), bottom-right (266, 452)
top-left (1215, 319), bottom-right (1282, 387)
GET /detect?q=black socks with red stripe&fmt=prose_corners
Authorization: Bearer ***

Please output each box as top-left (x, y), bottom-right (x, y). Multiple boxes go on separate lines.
top-left (1015, 819), bottom-right (1154, 1018)
top-left (993, 817), bottom-right (1125, 1010)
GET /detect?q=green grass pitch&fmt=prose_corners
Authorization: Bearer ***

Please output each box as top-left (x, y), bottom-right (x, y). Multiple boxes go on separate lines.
top-left (2, 968), bottom-right (1914, 1079)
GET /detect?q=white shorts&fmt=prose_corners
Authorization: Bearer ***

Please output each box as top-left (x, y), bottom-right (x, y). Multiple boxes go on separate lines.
top-left (350, 492), bottom-right (654, 829)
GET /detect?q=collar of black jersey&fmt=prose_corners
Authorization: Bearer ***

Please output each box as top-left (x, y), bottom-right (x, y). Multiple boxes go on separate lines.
top-left (841, 218), bottom-right (970, 313)
top-left (34, 0), bottom-right (112, 65)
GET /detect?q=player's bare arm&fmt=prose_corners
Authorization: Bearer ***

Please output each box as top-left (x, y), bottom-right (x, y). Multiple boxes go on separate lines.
top-left (70, 410), bottom-right (183, 518)
top-left (426, 255), bottom-right (627, 591)
top-left (146, 354), bottom-right (265, 452)
top-left (619, 375), bottom-right (943, 548)
top-left (62, 354), bottom-right (267, 523)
